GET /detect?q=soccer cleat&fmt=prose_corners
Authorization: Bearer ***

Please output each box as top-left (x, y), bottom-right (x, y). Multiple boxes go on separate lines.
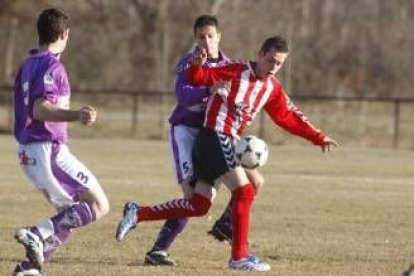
top-left (229, 255), bottom-right (271, 272)
top-left (144, 250), bottom-right (177, 266)
top-left (12, 259), bottom-right (42, 276)
top-left (14, 229), bottom-right (44, 270)
top-left (116, 202), bottom-right (138, 242)
top-left (207, 221), bottom-right (232, 244)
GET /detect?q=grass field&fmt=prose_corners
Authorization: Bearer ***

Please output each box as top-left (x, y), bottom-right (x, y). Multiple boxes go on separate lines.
top-left (1, 135), bottom-right (414, 275)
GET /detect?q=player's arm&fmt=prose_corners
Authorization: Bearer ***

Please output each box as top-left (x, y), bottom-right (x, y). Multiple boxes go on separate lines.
top-left (34, 65), bottom-right (97, 125)
top-left (264, 86), bottom-right (338, 151)
top-left (33, 98), bottom-right (96, 125)
top-left (186, 63), bottom-right (239, 87)
top-left (175, 56), bottom-right (210, 107)
top-left (186, 48), bottom-right (238, 86)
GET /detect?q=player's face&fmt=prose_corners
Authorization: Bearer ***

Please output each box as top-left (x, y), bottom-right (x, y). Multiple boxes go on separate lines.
top-left (195, 25), bottom-right (221, 59)
top-left (257, 48), bottom-right (288, 78)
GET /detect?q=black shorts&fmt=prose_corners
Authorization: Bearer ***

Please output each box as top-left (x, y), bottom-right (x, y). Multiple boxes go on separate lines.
top-left (192, 127), bottom-right (237, 185)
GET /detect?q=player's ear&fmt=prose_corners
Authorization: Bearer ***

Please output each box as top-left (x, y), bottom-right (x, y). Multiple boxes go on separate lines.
top-left (258, 49), bottom-right (265, 58)
top-left (61, 29), bottom-right (69, 40)
top-left (217, 31), bottom-right (221, 43)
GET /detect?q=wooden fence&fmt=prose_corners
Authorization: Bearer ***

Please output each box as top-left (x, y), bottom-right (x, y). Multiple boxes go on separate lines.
top-left (1, 86), bottom-right (413, 149)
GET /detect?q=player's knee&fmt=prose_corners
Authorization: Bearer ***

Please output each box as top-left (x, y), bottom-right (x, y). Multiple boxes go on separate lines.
top-left (80, 186), bottom-right (110, 220)
top-left (232, 183), bottom-right (256, 200)
top-left (95, 196), bottom-right (110, 219)
top-left (190, 194), bottom-right (212, 216)
top-left (180, 180), bottom-right (194, 198)
top-left (85, 193), bottom-right (110, 220)
top-left (252, 173), bottom-right (265, 193)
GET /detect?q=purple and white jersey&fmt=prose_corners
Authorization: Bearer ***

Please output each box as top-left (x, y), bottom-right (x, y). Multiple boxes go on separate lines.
top-left (14, 49), bottom-right (71, 144)
top-left (168, 50), bottom-right (231, 128)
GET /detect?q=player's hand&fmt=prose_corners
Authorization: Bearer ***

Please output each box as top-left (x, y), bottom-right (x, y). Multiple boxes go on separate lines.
top-left (79, 105), bottom-right (97, 126)
top-left (210, 81), bottom-right (231, 97)
top-left (320, 136), bottom-right (339, 152)
top-left (191, 46), bottom-right (208, 66)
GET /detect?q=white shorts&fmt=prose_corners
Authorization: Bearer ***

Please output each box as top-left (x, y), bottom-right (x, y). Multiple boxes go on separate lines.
top-left (168, 124), bottom-right (200, 184)
top-left (18, 141), bottom-right (100, 209)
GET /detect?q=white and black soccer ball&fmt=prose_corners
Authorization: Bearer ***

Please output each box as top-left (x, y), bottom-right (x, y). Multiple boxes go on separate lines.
top-left (234, 135), bottom-right (269, 169)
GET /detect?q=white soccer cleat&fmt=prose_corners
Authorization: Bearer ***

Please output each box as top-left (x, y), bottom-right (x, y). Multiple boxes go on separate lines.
top-left (14, 229), bottom-right (44, 270)
top-left (144, 250), bottom-right (177, 266)
top-left (229, 255), bottom-right (271, 272)
top-left (115, 202), bottom-right (138, 242)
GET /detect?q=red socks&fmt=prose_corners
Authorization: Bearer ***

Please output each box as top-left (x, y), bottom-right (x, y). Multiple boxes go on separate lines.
top-left (137, 193), bottom-right (211, 221)
top-left (231, 183), bottom-right (256, 260)
top-left (134, 183), bottom-right (255, 260)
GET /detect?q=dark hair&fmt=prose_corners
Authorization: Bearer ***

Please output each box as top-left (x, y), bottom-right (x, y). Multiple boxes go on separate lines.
top-left (193, 15), bottom-right (219, 35)
top-left (37, 8), bottom-right (70, 45)
top-left (260, 35), bottom-right (289, 53)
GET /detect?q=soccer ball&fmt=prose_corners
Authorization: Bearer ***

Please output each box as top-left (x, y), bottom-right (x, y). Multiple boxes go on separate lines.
top-left (234, 135), bottom-right (269, 169)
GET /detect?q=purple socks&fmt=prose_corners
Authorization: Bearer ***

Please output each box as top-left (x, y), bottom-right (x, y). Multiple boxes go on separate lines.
top-left (31, 202), bottom-right (96, 261)
top-left (151, 218), bottom-right (188, 252)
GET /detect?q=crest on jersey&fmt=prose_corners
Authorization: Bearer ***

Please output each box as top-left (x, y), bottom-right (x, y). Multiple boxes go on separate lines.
top-left (234, 102), bottom-right (250, 128)
top-left (44, 72), bottom-right (54, 85)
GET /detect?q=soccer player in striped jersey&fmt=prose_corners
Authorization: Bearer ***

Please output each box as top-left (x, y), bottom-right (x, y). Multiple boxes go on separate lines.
top-left (116, 35), bottom-right (337, 272)
top-left (143, 15), bottom-right (265, 266)
top-left (12, 9), bottom-right (109, 276)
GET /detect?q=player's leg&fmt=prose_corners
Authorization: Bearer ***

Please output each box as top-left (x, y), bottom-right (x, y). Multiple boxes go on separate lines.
top-left (116, 179), bottom-right (215, 241)
top-left (246, 168), bottom-right (265, 193)
top-left (44, 143), bottom-right (109, 248)
top-left (189, 128), bottom-right (268, 271)
top-left (218, 167), bottom-right (270, 271)
top-left (14, 142), bottom-right (109, 272)
top-left (114, 129), bottom-right (218, 241)
top-left (208, 168), bottom-right (264, 243)
top-left (189, 127), bottom-right (269, 270)
top-left (144, 179), bottom-right (193, 266)
top-left (145, 125), bottom-right (198, 266)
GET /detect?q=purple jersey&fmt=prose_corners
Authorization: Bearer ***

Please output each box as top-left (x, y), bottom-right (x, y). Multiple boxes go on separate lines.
top-left (14, 49), bottom-right (71, 144)
top-left (168, 50), bottom-right (230, 128)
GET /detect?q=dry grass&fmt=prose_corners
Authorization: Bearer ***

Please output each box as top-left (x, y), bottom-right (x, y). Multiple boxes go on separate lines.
top-left (1, 135), bottom-right (414, 275)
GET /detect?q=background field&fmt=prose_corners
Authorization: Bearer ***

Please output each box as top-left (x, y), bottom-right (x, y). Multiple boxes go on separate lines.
top-left (1, 135), bottom-right (414, 275)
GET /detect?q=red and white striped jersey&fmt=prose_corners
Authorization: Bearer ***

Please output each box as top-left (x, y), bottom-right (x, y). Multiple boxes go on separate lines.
top-left (186, 61), bottom-right (325, 145)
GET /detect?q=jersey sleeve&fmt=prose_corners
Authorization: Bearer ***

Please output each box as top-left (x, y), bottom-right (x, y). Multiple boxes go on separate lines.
top-left (186, 62), bottom-right (241, 86)
top-left (175, 56), bottom-right (210, 107)
top-left (39, 63), bottom-right (64, 105)
top-left (264, 84), bottom-right (325, 146)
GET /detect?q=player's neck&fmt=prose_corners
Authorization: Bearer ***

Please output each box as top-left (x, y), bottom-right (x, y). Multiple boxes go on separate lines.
top-left (251, 62), bottom-right (264, 79)
top-left (209, 51), bottom-right (220, 60)
top-left (39, 43), bottom-right (64, 56)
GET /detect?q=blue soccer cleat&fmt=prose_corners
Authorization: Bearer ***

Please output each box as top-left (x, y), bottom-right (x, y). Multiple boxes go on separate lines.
top-left (229, 255), bottom-right (271, 272)
top-left (116, 202), bottom-right (139, 241)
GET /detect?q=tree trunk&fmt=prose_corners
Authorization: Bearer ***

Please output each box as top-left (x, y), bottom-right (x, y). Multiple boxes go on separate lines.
top-left (4, 16), bottom-right (18, 85)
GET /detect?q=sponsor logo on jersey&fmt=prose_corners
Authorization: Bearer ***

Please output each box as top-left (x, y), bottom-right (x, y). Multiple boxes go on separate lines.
top-left (19, 150), bottom-right (37, 166)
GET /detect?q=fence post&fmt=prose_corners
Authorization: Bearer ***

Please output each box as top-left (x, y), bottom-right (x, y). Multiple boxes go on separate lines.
top-left (131, 93), bottom-right (138, 136)
top-left (393, 100), bottom-right (400, 149)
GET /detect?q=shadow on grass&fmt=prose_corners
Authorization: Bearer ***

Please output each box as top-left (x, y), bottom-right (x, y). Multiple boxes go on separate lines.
top-left (45, 257), bottom-right (152, 267)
